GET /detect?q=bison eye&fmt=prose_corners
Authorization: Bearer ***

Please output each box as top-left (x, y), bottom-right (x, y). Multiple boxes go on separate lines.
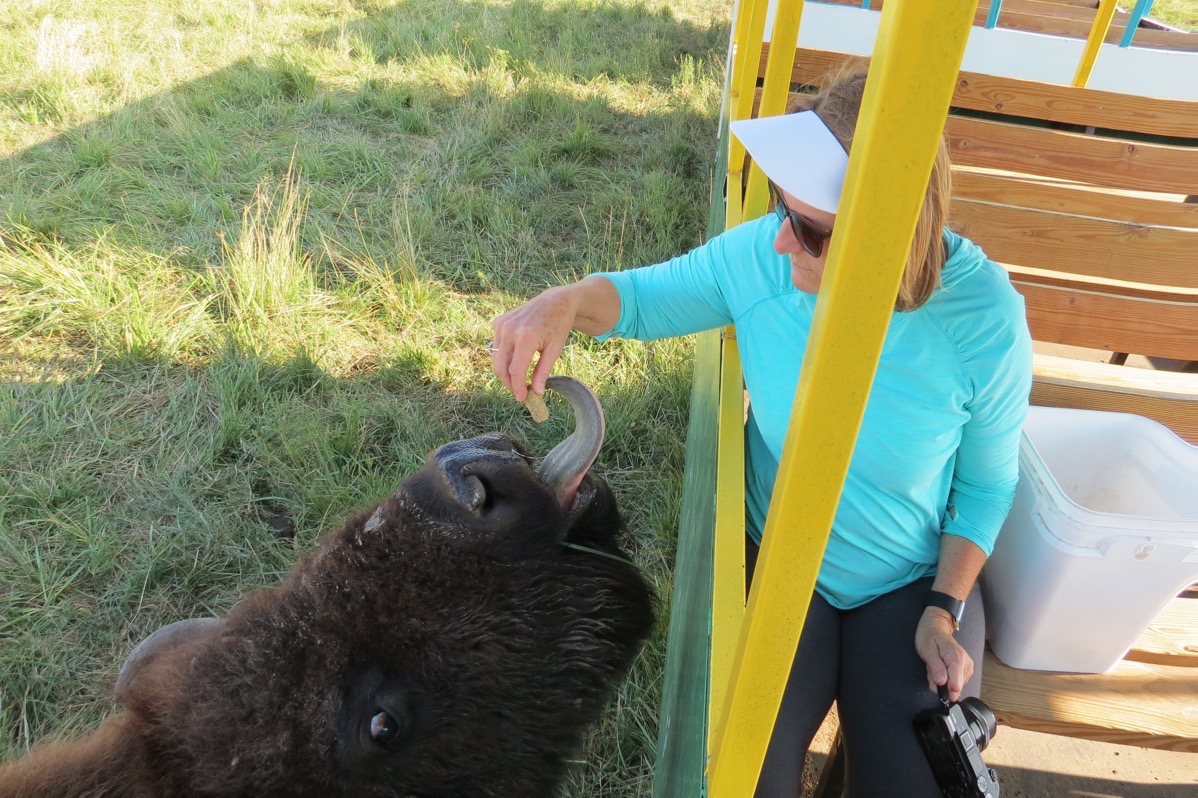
top-left (369, 709), bottom-right (403, 745)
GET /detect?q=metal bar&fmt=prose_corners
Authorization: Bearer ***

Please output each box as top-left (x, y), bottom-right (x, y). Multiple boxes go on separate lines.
top-left (706, 0), bottom-right (981, 793)
top-left (1074, 0), bottom-right (1120, 87)
top-left (709, 326), bottom-right (746, 750)
top-left (713, 0), bottom-right (800, 750)
top-left (744, 1), bottom-right (807, 223)
top-left (1121, 0), bottom-right (1155, 48)
top-left (713, 0), bottom-right (797, 754)
top-left (985, 0), bottom-right (1004, 29)
top-left (727, 0), bottom-right (773, 231)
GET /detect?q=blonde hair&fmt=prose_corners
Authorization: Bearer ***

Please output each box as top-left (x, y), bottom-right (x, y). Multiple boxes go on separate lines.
top-left (787, 65), bottom-right (951, 311)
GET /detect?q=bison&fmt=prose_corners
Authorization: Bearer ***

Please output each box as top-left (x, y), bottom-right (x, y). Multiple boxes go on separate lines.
top-left (0, 376), bottom-right (655, 798)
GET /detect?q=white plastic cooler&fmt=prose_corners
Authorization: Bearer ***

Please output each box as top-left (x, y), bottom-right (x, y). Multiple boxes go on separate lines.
top-left (981, 406), bottom-right (1198, 674)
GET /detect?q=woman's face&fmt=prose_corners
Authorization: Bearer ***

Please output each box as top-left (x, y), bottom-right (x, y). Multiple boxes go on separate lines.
top-left (773, 186), bottom-right (836, 295)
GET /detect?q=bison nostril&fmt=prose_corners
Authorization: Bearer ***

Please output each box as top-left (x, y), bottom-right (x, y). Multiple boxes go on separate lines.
top-left (460, 473), bottom-right (501, 515)
top-left (433, 439), bottom-right (527, 514)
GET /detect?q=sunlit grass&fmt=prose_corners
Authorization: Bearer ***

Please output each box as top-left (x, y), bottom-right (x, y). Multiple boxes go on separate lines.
top-left (1147, 0), bottom-right (1197, 31)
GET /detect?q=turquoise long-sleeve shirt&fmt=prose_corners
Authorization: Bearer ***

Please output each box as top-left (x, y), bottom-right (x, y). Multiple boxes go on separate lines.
top-left (596, 215), bottom-right (1032, 609)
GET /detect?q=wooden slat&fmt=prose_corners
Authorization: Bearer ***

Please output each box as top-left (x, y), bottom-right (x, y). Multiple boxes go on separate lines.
top-left (948, 72), bottom-right (1198, 140)
top-left (1028, 0), bottom-right (1103, 6)
top-left (1034, 352), bottom-right (1198, 402)
top-left (953, 170), bottom-right (1198, 228)
top-left (989, 10), bottom-right (1198, 51)
top-left (1031, 354), bottom-right (1198, 443)
top-left (822, 0), bottom-right (1106, 10)
top-left (945, 116), bottom-right (1198, 195)
top-left (1014, 0), bottom-right (1106, 6)
top-left (949, 199), bottom-right (1198, 288)
top-left (784, 47), bottom-right (1198, 139)
top-left (998, 0), bottom-right (1123, 23)
top-left (1007, 264), bottom-right (1196, 302)
top-left (982, 647), bottom-right (1198, 752)
top-left (1017, 281), bottom-right (1198, 360)
top-left (818, 0), bottom-right (1198, 50)
top-left (1125, 597), bottom-right (1198, 667)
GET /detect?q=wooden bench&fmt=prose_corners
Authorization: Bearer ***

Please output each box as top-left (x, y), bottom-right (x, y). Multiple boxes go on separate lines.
top-left (981, 593), bottom-right (1198, 752)
top-left (764, 46), bottom-right (1198, 792)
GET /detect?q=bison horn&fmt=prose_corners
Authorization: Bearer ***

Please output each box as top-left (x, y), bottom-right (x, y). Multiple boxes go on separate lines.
top-left (115, 617), bottom-right (219, 695)
top-left (538, 376), bottom-right (605, 509)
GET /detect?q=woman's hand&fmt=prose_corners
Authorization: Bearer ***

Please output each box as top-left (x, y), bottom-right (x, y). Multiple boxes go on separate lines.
top-left (491, 286), bottom-right (580, 401)
top-left (914, 607), bottom-right (974, 702)
top-left (490, 277), bottom-right (620, 401)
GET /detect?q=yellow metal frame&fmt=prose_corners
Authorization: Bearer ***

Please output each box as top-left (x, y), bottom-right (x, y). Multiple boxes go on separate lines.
top-left (708, 0), bottom-right (809, 748)
top-left (708, 325), bottom-right (744, 746)
top-left (706, 1), bottom-right (981, 793)
top-left (1074, 0), bottom-right (1120, 87)
top-left (742, 1), bottom-right (805, 225)
top-left (725, 0), bottom-right (770, 229)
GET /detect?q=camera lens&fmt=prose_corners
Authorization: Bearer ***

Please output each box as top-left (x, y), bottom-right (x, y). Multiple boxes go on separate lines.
top-left (958, 697), bottom-right (998, 751)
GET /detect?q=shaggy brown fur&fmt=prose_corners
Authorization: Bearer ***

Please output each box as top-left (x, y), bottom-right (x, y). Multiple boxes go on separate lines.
top-left (0, 432), bottom-right (654, 798)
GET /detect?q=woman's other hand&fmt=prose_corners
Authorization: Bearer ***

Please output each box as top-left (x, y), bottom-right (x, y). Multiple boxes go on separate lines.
top-left (490, 277), bottom-right (620, 401)
top-left (915, 607), bottom-right (974, 702)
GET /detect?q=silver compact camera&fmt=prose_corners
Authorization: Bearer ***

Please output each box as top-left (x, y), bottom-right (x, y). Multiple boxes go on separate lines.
top-left (912, 685), bottom-right (1001, 798)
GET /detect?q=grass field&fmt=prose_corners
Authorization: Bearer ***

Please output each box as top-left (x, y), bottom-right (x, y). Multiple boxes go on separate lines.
top-left (1, 0), bottom-right (729, 794)
top-left (3, 0), bottom-right (1196, 795)
top-left (1150, 0), bottom-right (1197, 29)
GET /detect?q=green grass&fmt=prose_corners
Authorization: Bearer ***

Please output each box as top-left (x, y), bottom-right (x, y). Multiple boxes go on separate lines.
top-left (4, 0), bottom-right (1195, 794)
top-left (1147, 0), bottom-right (1197, 31)
top-left (0, 0), bottom-right (727, 793)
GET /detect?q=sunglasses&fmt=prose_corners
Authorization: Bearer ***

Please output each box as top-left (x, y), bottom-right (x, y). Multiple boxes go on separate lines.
top-left (768, 181), bottom-right (833, 259)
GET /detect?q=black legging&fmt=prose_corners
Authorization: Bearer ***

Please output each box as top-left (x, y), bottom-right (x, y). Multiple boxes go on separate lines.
top-left (745, 536), bottom-right (986, 798)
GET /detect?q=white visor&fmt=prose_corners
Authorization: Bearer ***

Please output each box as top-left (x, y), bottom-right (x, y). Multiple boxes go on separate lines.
top-left (730, 111), bottom-right (848, 214)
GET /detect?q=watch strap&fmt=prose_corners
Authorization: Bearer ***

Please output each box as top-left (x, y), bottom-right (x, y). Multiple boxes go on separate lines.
top-left (925, 590), bottom-right (965, 630)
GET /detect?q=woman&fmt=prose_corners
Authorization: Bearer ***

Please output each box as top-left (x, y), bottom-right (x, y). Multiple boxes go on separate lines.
top-left (490, 68), bottom-right (1031, 796)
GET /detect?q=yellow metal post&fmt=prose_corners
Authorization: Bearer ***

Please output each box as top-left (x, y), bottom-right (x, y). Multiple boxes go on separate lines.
top-left (707, 1), bottom-right (980, 794)
top-left (1074, 0), bottom-right (1119, 87)
top-left (727, 0), bottom-right (771, 229)
top-left (710, 0), bottom-right (807, 751)
top-left (708, 325), bottom-right (746, 749)
top-left (743, 1), bottom-right (806, 221)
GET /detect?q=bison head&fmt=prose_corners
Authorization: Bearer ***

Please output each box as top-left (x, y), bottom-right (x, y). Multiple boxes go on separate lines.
top-left (103, 377), bottom-right (654, 797)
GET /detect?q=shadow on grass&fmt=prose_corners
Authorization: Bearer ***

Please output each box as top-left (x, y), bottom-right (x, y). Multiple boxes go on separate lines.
top-left (0, 1), bottom-right (716, 790)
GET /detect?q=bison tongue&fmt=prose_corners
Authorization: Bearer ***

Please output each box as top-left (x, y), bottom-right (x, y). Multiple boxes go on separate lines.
top-left (537, 376), bottom-right (605, 510)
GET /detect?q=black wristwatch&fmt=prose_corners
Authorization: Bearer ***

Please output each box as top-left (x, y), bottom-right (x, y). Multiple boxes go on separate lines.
top-left (925, 590), bottom-right (965, 630)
